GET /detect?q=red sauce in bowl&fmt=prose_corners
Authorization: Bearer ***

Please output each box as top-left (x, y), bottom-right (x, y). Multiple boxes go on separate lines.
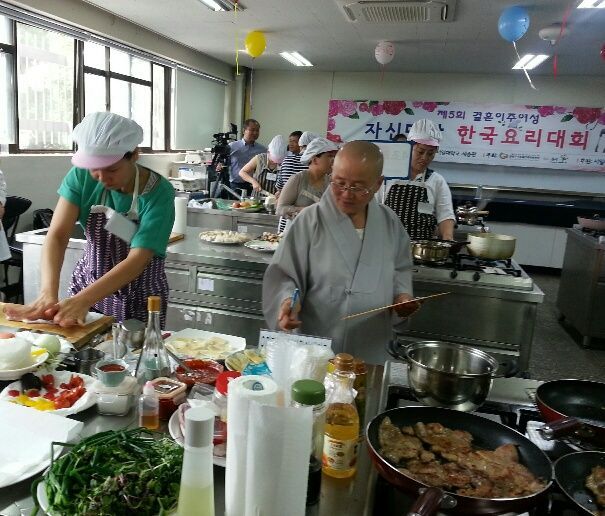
top-left (99, 363), bottom-right (125, 372)
top-left (176, 359), bottom-right (224, 386)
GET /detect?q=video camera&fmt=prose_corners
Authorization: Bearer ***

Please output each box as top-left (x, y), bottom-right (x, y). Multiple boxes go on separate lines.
top-left (210, 123), bottom-right (238, 169)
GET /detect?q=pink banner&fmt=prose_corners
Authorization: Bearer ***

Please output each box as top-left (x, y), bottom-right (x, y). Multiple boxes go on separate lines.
top-left (327, 99), bottom-right (605, 172)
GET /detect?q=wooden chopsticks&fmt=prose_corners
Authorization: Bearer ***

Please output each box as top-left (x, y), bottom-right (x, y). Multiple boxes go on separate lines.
top-left (341, 292), bottom-right (450, 321)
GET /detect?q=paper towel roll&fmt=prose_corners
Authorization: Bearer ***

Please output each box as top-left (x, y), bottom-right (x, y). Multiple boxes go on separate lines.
top-left (225, 375), bottom-right (278, 516)
top-left (172, 196), bottom-right (188, 234)
top-left (245, 404), bottom-right (312, 516)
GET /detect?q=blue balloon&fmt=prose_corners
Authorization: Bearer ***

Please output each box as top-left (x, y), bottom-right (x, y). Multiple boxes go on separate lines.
top-left (498, 6), bottom-right (530, 43)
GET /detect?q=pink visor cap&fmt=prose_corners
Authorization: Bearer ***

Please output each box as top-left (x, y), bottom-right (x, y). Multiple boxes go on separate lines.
top-left (71, 112), bottom-right (144, 169)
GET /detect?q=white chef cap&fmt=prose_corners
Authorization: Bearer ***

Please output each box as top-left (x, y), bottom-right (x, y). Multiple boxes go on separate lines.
top-left (72, 112), bottom-right (144, 169)
top-left (407, 119), bottom-right (442, 147)
top-left (300, 137), bottom-right (339, 164)
top-left (298, 131), bottom-right (320, 148)
top-left (268, 135), bottom-right (287, 164)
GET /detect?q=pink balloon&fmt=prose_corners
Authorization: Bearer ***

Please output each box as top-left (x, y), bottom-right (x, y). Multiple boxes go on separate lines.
top-left (375, 41), bottom-right (395, 65)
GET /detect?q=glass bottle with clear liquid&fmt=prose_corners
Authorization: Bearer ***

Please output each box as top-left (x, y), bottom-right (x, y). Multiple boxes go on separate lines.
top-left (322, 370), bottom-right (359, 479)
top-left (135, 296), bottom-right (171, 384)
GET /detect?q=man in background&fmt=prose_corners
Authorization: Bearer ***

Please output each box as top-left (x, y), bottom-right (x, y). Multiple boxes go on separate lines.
top-left (228, 119), bottom-right (266, 196)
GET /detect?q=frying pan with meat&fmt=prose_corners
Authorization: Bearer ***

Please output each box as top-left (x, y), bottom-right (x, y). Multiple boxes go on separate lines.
top-left (536, 380), bottom-right (605, 448)
top-left (554, 451), bottom-right (605, 515)
top-left (366, 406), bottom-right (553, 515)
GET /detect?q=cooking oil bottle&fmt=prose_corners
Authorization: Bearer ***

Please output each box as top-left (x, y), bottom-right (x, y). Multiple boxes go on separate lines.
top-left (322, 357), bottom-right (359, 479)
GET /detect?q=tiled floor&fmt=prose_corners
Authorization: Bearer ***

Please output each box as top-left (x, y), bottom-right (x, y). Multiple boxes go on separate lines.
top-left (527, 267), bottom-right (605, 382)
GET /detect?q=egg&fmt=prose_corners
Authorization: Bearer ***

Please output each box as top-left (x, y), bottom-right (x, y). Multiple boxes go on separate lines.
top-left (0, 332), bottom-right (15, 339)
top-left (36, 334), bottom-right (61, 355)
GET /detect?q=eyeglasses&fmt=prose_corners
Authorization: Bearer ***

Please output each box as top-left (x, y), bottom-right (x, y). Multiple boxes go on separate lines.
top-left (330, 181), bottom-right (372, 197)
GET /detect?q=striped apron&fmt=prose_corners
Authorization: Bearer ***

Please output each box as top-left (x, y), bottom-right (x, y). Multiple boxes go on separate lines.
top-left (69, 165), bottom-right (169, 327)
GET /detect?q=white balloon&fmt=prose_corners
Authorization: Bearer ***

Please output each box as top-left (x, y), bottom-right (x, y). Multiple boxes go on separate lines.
top-left (375, 40), bottom-right (395, 65)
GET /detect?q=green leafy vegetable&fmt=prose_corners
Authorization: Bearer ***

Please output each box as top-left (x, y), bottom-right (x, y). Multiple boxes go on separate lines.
top-left (33, 428), bottom-right (183, 515)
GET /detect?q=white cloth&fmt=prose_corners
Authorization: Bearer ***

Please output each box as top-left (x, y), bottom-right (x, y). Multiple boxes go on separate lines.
top-left (71, 112), bottom-right (143, 169)
top-left (383, 170), bottom-right (455, 224)
top-left (298, 131), bottom-right (319, 148)
top-left (267, 135), bottom-right (287, 164)
top-left (408, 119), bottom-right (442, 146)
top-left (263, 190), bottom-right (413, 365)
top-left (300, 137), bottom-right (339, 164)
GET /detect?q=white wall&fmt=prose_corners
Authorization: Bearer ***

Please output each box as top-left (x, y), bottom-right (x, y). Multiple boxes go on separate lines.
top-left (0, 153), bottom-right (182, 233)
top-left (249, 71), bottom-right (605, 194)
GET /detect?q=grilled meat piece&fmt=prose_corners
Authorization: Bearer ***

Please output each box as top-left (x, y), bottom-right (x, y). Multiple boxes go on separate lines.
top-left (586, 465), bottom-right (605, 512)
top-left (400, 460), bottom-right (475, 490)
top-left (378, 417), bottom-right (423, 464)
top-left (413, 422), bottom-right (474, 461)
top-left (448, 444), bottom-right (545, 498)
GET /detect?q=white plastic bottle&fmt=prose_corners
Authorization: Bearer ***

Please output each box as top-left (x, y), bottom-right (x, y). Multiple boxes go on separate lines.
top-left (138, 381), bottom-right (159, 430)
top-left (177, 406), bottom-right (215, 516)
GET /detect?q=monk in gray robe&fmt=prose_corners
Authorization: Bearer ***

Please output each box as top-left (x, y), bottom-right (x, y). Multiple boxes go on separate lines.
top-left (262, 141), bottom-right (418, 364)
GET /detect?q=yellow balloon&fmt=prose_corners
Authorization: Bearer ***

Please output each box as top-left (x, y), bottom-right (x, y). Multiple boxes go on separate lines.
top-left (245, 31), bottom-right (266, 58)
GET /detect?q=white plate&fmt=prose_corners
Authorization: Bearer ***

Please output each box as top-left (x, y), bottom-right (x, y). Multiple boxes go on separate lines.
top-left (36, 479), bottom-right (57, 516)
top-left (0, 371), bottom-right (97, 416)
top-left (0, 443), bottom-right (63, 490)
top-left (244, 239), bottom-right (279, 253)
top-left (168, 408), bottom-right (226, 467)
top-left (165, 329), bottom-right (246, 361)
top-left (0, 350), bottom-right (49, 381)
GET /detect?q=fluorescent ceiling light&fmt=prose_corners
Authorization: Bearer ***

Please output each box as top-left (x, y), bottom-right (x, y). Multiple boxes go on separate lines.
top-left (577, 0), bottom-right (605, 8)
top-left (198, 0), bottom-right (225, 11)
top-left (279, 51), bottom-right (313, 67)
top-left (197, 0), bottom-right (244, 11)
top-left (512, 54), bottom-right (550, 70)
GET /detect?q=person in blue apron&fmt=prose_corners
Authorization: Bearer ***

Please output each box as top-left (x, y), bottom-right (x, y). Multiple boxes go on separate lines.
top-left (6, 112), bottom-right (175, 327)
top-left (237, 134), bottom-right (287, 195)
top-left (384, 119), bottom-right (455, 241)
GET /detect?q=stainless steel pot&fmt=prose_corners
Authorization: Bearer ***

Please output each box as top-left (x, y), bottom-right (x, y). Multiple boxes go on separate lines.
top-left (467, 233), bottom-right (516, 260)
top-left (387, 340), bottom-right (518, 411)
top-left (411, 240), bottom-right (452, 264)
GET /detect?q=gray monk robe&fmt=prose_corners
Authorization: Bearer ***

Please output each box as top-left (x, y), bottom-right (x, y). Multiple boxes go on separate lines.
top-left (262, 190), bottom-right (413, 364)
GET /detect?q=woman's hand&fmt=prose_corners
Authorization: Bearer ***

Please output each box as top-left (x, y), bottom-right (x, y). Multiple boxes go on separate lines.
top-left (4, 292), bottom-right (59, 322)
top-left (251, 180), bottom-right (262, 192)
top-left (277, 297), bottom-right (301, 331)
top-left (51, 296), bottom-right (93, 327)
top-left (392, 293), bottom-right (421, 318)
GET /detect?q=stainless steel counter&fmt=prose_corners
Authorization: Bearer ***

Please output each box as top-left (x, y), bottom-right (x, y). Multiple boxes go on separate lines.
top-left (0, 364), bottom-right (385, 516)
top-left (187, 206), bottom-right (280, 235)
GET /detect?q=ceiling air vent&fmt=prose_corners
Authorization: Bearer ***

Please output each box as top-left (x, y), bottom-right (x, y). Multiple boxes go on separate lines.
top-left (337, 0), bottom-right (456, 23)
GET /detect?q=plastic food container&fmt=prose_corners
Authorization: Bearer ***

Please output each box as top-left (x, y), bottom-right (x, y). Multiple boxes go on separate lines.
top-left (175, 359), bottom-right (224, 387)
top-left (94, 376), bottom-right (138, 416)
top-left (150, 377), bottom-right (187, 420)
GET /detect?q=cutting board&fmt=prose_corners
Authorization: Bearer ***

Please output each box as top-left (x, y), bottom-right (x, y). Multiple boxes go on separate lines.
top-left (168, 233), bottom-right (184, 244)
top-left (0, 303), bottom-right (114, 349)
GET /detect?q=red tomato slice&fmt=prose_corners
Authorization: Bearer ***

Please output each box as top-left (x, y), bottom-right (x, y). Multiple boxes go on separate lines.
top-left (25, 389), bottom-right (40, 398)
top-left (43, 392), bottom-right (56, 400)
top-left (7, 390), bottom-right (20, 397)
top-left (41, 374), bottom-right (55, 387)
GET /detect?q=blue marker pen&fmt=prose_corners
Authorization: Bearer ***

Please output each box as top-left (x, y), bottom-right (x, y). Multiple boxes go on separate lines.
top-left (290, 288), bottom-right (300, 311)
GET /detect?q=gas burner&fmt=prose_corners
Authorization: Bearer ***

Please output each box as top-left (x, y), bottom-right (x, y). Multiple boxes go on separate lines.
top-left (581, 227), bottom-right (605, 238)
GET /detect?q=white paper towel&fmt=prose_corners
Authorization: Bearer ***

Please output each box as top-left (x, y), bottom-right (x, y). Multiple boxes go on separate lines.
top-left (245, 404), bottom-right (312, 516)
top-left (172, 196), bottom-right (188, 234)
top-left (0, 402), bottom-right (83, 487)
top-left (225, 375), bottom-right (278, 516)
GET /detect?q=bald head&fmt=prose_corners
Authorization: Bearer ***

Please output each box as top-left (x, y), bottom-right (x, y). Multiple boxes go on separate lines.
top-left (336, 141), bottom-right (384, 179)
